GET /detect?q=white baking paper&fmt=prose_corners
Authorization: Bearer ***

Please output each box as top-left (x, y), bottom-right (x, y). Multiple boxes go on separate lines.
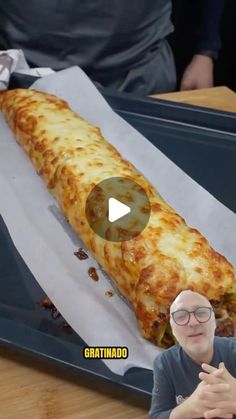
top-left (0, 66), bottom-right (235, 375)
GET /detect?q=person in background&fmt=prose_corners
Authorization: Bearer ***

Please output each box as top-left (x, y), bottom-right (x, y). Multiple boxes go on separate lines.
top-left (0, 0), bottom-right (224, 95)
top-left (149, 290), bottom-right (236, 419)
top-left (171, 0), bottom-right (226, 91)
top-left (214, 0), bottom-right (236, 92)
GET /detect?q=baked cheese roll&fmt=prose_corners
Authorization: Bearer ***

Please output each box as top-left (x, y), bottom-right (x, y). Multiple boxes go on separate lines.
top-left (1, 88), bottom-right (236, 347)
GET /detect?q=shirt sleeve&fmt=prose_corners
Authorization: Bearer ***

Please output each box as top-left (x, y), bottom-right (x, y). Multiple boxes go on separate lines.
top-left (195, 0), bottom-right (225, 59)
top-left (229, 338), bottom-right (236, 378)
top-left (149, 354), bottom-right (176, 419)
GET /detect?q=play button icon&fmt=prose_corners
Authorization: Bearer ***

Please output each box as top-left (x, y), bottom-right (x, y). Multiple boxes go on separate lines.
top-left (85, 177), bottom-right (151, 242)
top-left (108, 198), bottom-right (131, 222)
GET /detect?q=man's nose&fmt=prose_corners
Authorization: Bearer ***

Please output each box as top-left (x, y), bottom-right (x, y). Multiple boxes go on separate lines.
top-left (188, 312), bottom-right (199, 326)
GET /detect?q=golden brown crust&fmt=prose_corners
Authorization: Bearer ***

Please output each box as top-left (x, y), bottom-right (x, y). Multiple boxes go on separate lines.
top-left (1, 88), bottom-right (236, 346)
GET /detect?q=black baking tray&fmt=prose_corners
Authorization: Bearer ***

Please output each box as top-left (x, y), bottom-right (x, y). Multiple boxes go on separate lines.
top-left (0, 73), bottom-right (235, 396)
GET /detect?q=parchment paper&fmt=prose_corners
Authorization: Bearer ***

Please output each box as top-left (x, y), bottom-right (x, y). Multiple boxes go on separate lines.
top-left (0, 66), bottom-right (235, 375)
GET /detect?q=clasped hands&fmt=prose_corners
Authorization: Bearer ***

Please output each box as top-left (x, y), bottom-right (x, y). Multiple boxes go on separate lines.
top-left (193, 362), bottom-right (236, 419)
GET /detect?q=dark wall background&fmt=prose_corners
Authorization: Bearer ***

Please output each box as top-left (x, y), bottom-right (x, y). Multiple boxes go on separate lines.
top-left (169, 0), bottom-right (236, 91)
top-left (215, 0), bottom-right (236, 91)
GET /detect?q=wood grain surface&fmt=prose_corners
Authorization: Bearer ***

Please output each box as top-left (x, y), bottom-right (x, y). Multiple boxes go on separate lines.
top-left (0, 346), bottom-right (150, 419)
top-left (152, 86), bottom-right (236, 113)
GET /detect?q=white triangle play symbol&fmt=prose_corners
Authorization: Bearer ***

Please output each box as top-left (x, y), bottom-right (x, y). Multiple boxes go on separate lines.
top-left (108, 197), bottom-right (131, 223)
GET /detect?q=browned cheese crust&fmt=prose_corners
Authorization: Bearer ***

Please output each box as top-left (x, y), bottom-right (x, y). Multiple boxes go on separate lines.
top-left (1, 88), bottom-right (235, 347)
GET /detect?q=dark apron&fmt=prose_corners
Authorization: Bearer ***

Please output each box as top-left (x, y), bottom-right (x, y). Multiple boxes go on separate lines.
top-left (0, 0), bottom-right (176, 94)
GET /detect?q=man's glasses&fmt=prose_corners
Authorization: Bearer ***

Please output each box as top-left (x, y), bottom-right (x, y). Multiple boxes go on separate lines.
top-left (171, 306), bottom-right (213, 326)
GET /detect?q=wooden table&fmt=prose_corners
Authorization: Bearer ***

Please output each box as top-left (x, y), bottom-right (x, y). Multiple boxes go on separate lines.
top-left (152, 86), bottom-right (236, 113)
top-left (0, 86), bottom-right (235, 419)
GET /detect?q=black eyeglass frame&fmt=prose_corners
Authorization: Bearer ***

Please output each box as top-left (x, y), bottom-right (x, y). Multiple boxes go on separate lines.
top-left (170, 306), bottom-right (214, 326)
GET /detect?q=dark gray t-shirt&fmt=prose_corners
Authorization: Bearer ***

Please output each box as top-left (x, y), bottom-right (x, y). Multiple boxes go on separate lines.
top-left (149, 337), bottom-right (236, 419)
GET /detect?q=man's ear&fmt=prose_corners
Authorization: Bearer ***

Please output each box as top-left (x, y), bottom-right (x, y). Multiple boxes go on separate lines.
top-left (213, 315), bottom-right (217, 332)
top-left (169, 318), bottom-right (174, 331)
top-left (170, 329), bottom-right (176, 341)
top-left (170, 320), bottom-right (177, 341)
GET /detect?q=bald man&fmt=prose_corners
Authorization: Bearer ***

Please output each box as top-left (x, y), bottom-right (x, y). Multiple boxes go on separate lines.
top-left (149, 290), bottom-right (236, 419)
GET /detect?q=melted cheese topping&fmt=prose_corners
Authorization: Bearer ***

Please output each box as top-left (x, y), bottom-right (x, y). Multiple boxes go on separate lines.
top-left (1, 88), bottom-right (235, 347)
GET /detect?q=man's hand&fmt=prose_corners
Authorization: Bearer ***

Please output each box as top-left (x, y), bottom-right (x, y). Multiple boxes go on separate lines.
top-left (170, 380), bottom-right (231, 419)
top-left (180, 54), bottom-right (214, 91)
top-left (187, 380), bottom-right (232, 419)
top-left (198, 362), bottom-right (236, 418)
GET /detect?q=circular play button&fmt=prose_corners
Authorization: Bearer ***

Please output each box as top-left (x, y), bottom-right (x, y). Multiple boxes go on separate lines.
top-left (85, 177), bottom-right (151, 242)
